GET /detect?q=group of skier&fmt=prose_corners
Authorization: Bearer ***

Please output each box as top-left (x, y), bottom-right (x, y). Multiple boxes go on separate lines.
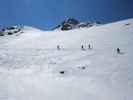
top-left (56, 45), bottom-right (122, 54)
top-left (81, 44), bottom-right (92, 50)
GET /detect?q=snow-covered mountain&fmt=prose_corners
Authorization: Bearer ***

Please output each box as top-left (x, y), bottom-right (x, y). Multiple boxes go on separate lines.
top-left (0, 18), bottom-right (133, 100)
top-left (53, 18), bottom-right (101, 31)
top-left (0, 26), bottom-right (24, 36)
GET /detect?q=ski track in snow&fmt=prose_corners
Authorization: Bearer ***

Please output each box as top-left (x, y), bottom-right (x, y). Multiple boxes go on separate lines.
top-left (0, 19), bottom-right (133, 100)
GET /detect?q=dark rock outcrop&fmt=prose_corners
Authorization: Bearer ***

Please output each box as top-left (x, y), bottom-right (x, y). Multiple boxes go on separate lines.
top-left (0, 25), bottom-right (23, 36)
top-left (53, 18), bottom-right (101, 31)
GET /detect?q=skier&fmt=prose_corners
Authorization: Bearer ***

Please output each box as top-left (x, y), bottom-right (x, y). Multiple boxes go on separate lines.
top-left (117, 48), bottom-right (121, 54)
top-left (88, 44), bottom-right (92, 49)
top-left (57, 45), bottom-right (61, 50)
top-left (81, 45), bottom-right (85, 50)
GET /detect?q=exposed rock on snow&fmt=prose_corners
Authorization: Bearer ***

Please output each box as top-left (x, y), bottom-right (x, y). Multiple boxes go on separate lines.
top-left (0, 25), bottom-right (24, 36)
top-left (53, 18), bottom-right (101, 31)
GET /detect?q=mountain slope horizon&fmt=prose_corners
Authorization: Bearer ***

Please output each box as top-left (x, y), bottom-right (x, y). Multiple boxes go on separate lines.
top-left (0, 18), bottom-right (133, 100)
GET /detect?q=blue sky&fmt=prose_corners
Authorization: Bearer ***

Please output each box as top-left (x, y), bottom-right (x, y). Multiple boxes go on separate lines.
top-left (0, 0), bottom-right (133, 30)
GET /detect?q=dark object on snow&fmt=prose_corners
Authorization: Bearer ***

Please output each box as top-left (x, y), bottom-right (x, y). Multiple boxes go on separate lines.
top-left (60, 71), bottom-right (65, 74)
top-left (0, 32), bottom-right (4, 36)
top-left (14, 29), bottom-right (21, 33)
top-left (116, 48), bottom-right (125, 54)
top-left (125, 23), bottom-right (131, 26)
top-left (78, 23), bottom-right (88, 28)
top-left (81, 66), bottom-right (86, 70)
top-left (78, 22), bottom-right (93, 28)
top-left (61, 23), bottom-right (72, 31)
top-left (88, 44), bottom-right (92, 49)
top-left (8, 32), bottom-right (13, 35)
top-left (81, 45), bottom-right (85, 50)
top-left (57, 45), bottom-right (61, 50)
top-left (77, 66), bottom-right (87, 70)
top-left (6, 26), bottom-right (16, 30)
top-left (117, 48), bottom-right (121, 54)
top-left (88, 44), bottom-right (91, 49)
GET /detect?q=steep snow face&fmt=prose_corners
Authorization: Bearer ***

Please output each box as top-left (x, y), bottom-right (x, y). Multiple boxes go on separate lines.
top-left (0, 19), bottom-right (133, 100)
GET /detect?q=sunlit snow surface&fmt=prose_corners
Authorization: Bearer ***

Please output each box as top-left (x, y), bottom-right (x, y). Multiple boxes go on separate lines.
top-left (0, 19), bottom-right (133, 100)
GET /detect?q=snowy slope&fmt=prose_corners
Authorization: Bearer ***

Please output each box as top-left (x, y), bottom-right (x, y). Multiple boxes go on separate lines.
top-left (0, 18), bottom-right (133, 100)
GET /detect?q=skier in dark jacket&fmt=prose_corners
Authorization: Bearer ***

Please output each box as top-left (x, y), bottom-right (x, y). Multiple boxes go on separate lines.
top-left (117, 48), bottom-right (121, 54)
top-left (81, 45), bottom-right (85, 50)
